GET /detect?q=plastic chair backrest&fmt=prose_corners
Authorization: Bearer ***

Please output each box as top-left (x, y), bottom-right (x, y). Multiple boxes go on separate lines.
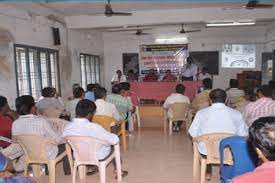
top-left (66, 136), bottom-right (109, 165)
top-left (92, 115), bottom-right (117, 131)
top-left (220, 136), bottom-right (257, 181)
top-left (46, 118), bottom-right (69, 136)
top-left (194, 133), bottom-right (234, 164)
top-left (13, 135), bottom-right (51, 161)
top-left (170, 103), bottom-right (190, 121)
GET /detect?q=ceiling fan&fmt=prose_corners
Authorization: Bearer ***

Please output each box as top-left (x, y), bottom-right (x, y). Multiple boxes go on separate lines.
top-left (224, 0), bottom-right (274, 10)
top-left (88, 0), bottom-right (132, 17)
top-left (179, 24), bottom-right (201, 34)
top-left (134, 28), bottom-right (151, 36)
top-left (245, 0), bottom-right (274, 9)
top-left (106, 26), bottom-right (152, 35)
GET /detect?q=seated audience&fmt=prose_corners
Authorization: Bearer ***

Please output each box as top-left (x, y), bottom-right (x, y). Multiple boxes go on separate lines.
top-left (127, 69), bottom-right (138, 82)
top-left (107, 84), bottom-right (133, 121)
top-left (232, 117), bottom-right (275, 183)
top-left (162, 70), bottom-right (177, 82)
top-left (189, 89), bottom-right (247, 179)
top-left (0, 96), bottom-right (14, 148)
top-left (94, 87), bottom-right (120, 121)
top-left (191, 78), bottom-right (213, 113)
top-left (36, 87), bottom-right (65, 116)
top-left (0, 152), bottom-right (35, 182)
top-left (197, 67), bottom-right (211, 81)
top-left (63, 99), bottom-right (128, 177)
top-left (243, 85), bottom-right (275, 126)
top-left (269, 80), bottom-right (275, 100)
top-left (143, 69), bottom-right (158, 82)
top-left (85, 83), bottom-right (96, 102)
top-left (111, 70), bottom-right (127, 85)
top-left (68, 83), bottom-right (80, 101)
top-left (12, 95), bottom-right (70, 175)
top-left (163, 84), bottom-right (190, 132)
top-left (66, 87), bottom-right (85, 119)
top-left (226, 79), bottom-right (245, 107)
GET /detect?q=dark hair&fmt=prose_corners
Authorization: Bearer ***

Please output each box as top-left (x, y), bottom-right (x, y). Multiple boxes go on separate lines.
top-left (229, 79), bottom-right (239, 88)
top-left (15, 95), bottom-right (35, 115)
top-left (0, 96), bottom-right (8, 111)
top-left (112, 84), bottom-right (121, 94)
top-left (72, 83), bottom-right (80, 90)
top-left (175, 84), bottom-right (185, 94)
top-left (202, 67), bottom-right (208, 72)
top-left (249, 117), bottom-right (275, 161)
top-left (86, 84), bottom-right (95, 92)
top-left (41, 87), bottom-right (54, 97)
top-left (257, 85), bottom-right (272, 98)
top-left (128, 69), bottom-right (134, 74)
top-left (120, 82), bottom-right (130, 91)
top-left (203, 78), bottom-right (212, 89)
top-left (75, 99), bottom-right (97, 118)
top-left (73, 87), bottom-right (84, 98)
top-left (268, 80), bottom-right (275, 90)
top-left (187, 57), bottom-right (193, 63)
top-left (95, 87), bottom-right (107, 99)
top-left (116, 70), bottom-right (122, 74)
top-left (209, 89), bottom-right (227, 103)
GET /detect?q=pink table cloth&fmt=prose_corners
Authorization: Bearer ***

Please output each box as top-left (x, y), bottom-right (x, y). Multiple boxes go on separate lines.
top-left (130, 81), bottom-right (202, 104)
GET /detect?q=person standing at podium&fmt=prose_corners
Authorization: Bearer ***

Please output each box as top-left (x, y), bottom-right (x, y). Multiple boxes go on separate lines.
top-left (181, 57), bottom-right (197, 81)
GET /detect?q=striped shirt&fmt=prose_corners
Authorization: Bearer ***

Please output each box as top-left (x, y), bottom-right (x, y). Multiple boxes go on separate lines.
top-left (12, 114), bottom-right (62, 159)
top-left (243, 97), bottom-right (275, 126)
top-left (106, 94), bottom-right (133, 120)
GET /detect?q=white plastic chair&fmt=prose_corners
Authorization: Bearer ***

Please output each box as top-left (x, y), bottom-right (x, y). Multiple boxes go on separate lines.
top-left (164, 103), bottom-right (190, 135)
top-left (66, 136), bottom-right (122, 183)
top-left (13, 135), bottom-right (68, 183)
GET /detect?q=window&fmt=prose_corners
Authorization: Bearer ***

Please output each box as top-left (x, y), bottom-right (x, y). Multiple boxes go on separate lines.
top-left (14, 44), bottom-right (60, 100)
top-left (80, 53), bottom-right (101, 90)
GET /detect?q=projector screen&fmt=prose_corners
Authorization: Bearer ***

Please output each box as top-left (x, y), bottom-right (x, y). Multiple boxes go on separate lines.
top-left (221, 44), bottom-right (256, 68)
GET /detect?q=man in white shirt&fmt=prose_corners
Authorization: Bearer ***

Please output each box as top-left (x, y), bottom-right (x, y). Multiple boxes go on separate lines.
top-left (66, 87), bottom-right (85, 119)
top-left (94, 87), bottom-right (120, 121)
top-left (197, 67), bottom-right (212, 81)
top-left (63, 99), bottom-right (128, 177)
top-left (12, 95), bottom-right (71, 175)
top-left (181, 57), bottom-right (198, 81)
top-left (189, 89), bottom-right (247, 180)
top-left (163, 84), bottom-right (190, 131)
top-left (111, 70), bottom-right (127, 85)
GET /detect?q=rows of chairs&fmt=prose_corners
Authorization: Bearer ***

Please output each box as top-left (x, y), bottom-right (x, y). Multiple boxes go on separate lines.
top-left (12, 115), bottom-right (130, 183)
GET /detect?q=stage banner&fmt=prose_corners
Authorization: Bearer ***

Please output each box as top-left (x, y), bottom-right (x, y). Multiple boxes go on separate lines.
top-left (139, 44), bottom-right (188, 74)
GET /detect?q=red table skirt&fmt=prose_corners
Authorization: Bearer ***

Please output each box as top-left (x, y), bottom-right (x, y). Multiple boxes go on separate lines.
top-left (130, 81), bottom-right (202, 104)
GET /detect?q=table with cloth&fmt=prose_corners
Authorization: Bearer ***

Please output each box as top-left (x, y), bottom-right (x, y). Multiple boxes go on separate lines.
top-left (130, 81), bottom-right (202, 102)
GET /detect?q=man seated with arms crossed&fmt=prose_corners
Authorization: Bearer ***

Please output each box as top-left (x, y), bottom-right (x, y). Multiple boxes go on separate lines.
top-left (189, 89), bottom-right (248, 180)
top-left (226, 79), bottom-right (245, 107)
top-left (232, 117), bottom-right (275, 183)
top-left (163, 84), bottom-right (190, 132)
top-left (62, 99), bottom-right (128, 177)
top-left (12, 95), bottom-right (71, 175)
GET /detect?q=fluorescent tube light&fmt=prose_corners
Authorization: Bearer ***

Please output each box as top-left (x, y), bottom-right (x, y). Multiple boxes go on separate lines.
top-left (206, 21), bottom-right (255, 27)
top-left (155, 37), bottom-right (188, 44)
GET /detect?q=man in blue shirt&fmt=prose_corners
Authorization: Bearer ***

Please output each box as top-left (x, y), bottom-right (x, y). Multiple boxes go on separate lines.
top-left (85, 84), bottom-right (95, 102)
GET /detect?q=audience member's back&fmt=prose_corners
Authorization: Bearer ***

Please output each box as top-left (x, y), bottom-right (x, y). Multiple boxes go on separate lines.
top-left (66, 87), bottom-right (84, 119)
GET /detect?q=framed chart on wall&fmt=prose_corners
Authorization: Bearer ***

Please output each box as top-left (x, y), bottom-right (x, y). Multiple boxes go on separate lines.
top-left (122, 53), bottom-right (139, 75)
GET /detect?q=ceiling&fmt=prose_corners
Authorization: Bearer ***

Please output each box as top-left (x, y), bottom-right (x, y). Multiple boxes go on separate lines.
top-left (0, 0), bottom-right (275, 29)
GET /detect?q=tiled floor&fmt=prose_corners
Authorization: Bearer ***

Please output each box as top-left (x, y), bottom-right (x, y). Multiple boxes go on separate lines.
top-left (38, 128), bottom-right (220, 183)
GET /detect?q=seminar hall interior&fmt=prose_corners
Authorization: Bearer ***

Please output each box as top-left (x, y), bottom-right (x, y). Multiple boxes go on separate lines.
top-left (0, 0), bottom-right (275, 183)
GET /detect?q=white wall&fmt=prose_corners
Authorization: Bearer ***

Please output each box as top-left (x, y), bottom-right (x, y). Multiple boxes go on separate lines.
top-left (0, 9), bottom-right (104, 106)
top-left (103, 25), bottom-right (271, 91)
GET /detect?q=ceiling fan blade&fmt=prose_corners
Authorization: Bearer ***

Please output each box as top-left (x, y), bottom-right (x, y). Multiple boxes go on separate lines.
top-left (110, 12), bottom-right (133, 16)
top-left (106, 27), bottom-right (152, 32)
top-left (246, 4), bottom-right (274, 9)
top-left (139, 33), bottom-right (152, 35)
top-left (185, 30), bottom-right (201, 33)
